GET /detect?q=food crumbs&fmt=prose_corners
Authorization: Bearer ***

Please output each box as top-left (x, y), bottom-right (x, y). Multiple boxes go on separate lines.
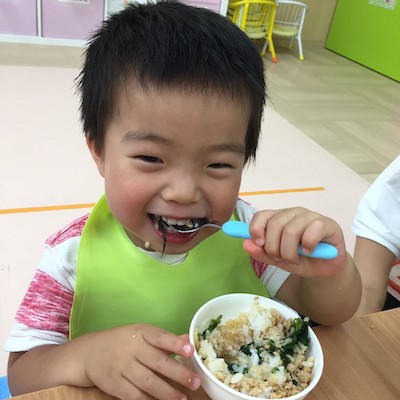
top-left (144, 241), bottom-right (150, 249)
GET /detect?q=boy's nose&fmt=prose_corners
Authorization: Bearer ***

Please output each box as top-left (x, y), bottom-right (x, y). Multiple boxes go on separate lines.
top-left (161, 176), bottom-right (202, 205)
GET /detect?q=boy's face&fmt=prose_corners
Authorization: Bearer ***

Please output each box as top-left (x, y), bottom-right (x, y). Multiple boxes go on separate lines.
top-left (88, 82), bottom-right (251, 254)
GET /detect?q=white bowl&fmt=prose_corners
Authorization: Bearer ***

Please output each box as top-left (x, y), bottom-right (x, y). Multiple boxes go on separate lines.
top-left (189, 293), bottom-right (324, 400)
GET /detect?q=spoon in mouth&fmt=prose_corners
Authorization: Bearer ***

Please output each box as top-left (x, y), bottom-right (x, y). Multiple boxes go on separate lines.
top-left (163, 220), bottom-right (338, 260)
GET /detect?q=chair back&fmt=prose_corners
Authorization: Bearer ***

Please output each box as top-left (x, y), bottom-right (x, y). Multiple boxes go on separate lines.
top-left (228, 0), bottom-right (277, 40)
top-left (273, 0), bottom-right (307, 37)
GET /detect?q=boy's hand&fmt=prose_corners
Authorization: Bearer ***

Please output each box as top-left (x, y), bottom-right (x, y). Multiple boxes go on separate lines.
top-left (243, 207), bottom-right (347, 277)
top-left (83, 324), bottom-right (200, 400)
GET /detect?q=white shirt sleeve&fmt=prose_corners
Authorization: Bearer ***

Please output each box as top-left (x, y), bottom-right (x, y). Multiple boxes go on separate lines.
top-left (235, 199), bottom-right (291, 298)
top-left (352, 155), bottom-right (400, 258)
top-left (3, 233), bottom-right (81, 352)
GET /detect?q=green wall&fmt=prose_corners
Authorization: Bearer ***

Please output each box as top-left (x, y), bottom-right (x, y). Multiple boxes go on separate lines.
top-left (326, 0), bottom-right (400, 82)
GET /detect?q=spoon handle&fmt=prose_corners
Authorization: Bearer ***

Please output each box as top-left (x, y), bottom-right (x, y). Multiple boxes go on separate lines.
top-left (221, 221), bottom-right (338, 260)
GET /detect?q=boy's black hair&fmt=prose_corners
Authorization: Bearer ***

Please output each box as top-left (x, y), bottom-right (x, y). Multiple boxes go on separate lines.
top-left (77, 0), bottom-right (266, 163)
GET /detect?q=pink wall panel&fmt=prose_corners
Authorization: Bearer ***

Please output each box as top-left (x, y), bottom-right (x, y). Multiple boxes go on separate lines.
top-left (41, 0), bottom-right (104, 40)
top-left (180, 0), bottom-right (221, 13)
top-left (0, 0), bottom-right (37, 36)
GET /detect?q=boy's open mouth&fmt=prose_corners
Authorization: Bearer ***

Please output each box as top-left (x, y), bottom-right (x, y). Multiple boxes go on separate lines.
top-left (150, 214), bottom-right (209, 233)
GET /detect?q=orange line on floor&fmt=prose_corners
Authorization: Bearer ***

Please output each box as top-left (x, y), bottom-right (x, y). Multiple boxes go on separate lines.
top-left (0, 187), bottom-right (325, 215)
top-left (0, 203), bottom-right (95, 215)
top-left (239, 187), bottom-right (325, 196)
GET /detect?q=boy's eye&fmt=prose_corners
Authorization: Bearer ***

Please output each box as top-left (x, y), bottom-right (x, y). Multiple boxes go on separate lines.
top-left (136, 155), bottom-right (163, 164)
top-left (208, 163), bottom-right (233, 169)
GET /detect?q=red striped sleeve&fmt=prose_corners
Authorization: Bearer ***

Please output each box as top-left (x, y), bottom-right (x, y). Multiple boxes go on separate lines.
top-left (252, 258), bottom-right (268, 278)
top-left (15, 270), bottom-right (73, 337)
top-left (45, 214), bottom-right (88, 247)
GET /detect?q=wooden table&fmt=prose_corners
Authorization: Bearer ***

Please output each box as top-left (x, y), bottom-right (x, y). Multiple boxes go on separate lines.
top-left (308, 307), bottom-right (400, 400)
top-left (8, 308), bottom-right (400, 400)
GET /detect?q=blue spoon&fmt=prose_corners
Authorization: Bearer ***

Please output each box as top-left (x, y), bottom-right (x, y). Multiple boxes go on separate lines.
top-left (163, 219), bottom-right (338, 259)
top-left (222, 220), bottom-right (338, 260)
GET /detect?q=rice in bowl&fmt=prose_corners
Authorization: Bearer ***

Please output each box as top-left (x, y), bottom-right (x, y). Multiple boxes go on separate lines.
top-left (194, 297), bottom-right (316, 399)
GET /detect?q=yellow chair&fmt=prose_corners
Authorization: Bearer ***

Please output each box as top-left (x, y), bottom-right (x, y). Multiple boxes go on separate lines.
top-left (272, 0), bottom-right (308, 60)
top-left (228, 0), bottom-right (277, 63)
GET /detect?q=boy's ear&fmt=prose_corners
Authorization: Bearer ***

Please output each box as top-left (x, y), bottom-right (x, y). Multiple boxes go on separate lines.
top-left (86, 136), bottom-right (105, 177)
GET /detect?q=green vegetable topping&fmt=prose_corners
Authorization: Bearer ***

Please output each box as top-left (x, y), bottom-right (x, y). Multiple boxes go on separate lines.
top-left (198, 313), bottom-right (311, 380)
top-left (240, 342), bottom-right (254, 355)
top-left (201, 314), bottom-right (222, 339)
top-left (280, 317), bottom-right (310, 366)
top-left (268, 339), bottom-right (277, 353)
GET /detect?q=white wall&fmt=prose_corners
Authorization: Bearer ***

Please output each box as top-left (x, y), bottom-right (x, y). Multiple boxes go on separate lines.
top-left (302, 0), bottom-right (338, 41)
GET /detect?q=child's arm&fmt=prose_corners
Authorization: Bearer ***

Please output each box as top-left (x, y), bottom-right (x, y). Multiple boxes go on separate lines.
top-left (274, 253), bottom-right (360, 325)
top-left (7, 325), bottom-right (200, 399)
top-left (353, 236), bottom-right (395, 316)
top-left (243, 207), bottom-right (362, 325)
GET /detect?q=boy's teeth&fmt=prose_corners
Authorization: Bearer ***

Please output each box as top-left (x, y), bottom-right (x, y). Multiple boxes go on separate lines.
top-left (161, 216), bottom-right (192, 226)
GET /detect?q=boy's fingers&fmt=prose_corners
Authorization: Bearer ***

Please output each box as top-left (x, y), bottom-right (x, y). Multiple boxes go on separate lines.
top-left (134, 347), bottom-right (200, 393)
top-left (140, 327), bottom-right (194, 357)
top-left (251, 209), bottom-right (298, 258)
top-left (243, 239), bottom-right (275, 264)
top-left (132, 328), bottom-right (200, 393)
top-left (101, 376), bottom-right (154, 400)
top-left (249, 210), bottom-right (280, 247)
top-left (123, 361), bottom-right (192, 400)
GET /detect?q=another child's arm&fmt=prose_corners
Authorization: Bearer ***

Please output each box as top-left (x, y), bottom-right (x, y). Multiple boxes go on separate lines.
top-left (8, 324), bottom-right (200, 400)
top-left (353, 236), bottom-right (395, 316)
top-left (244, 207), bottom-right (361, 326)
top-left (351, 157), bottom-right (400, 317)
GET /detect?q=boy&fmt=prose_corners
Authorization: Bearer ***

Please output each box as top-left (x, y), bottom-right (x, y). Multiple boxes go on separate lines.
top-left (5, 2), bottom-right (361, 399)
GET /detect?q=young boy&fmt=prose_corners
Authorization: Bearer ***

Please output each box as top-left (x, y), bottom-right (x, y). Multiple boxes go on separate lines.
top-left (5, 2), bottom-right (361, 399)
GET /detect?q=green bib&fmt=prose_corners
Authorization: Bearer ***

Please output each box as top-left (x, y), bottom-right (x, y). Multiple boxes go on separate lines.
top-left (70, 196), bottom-right (268, 339)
